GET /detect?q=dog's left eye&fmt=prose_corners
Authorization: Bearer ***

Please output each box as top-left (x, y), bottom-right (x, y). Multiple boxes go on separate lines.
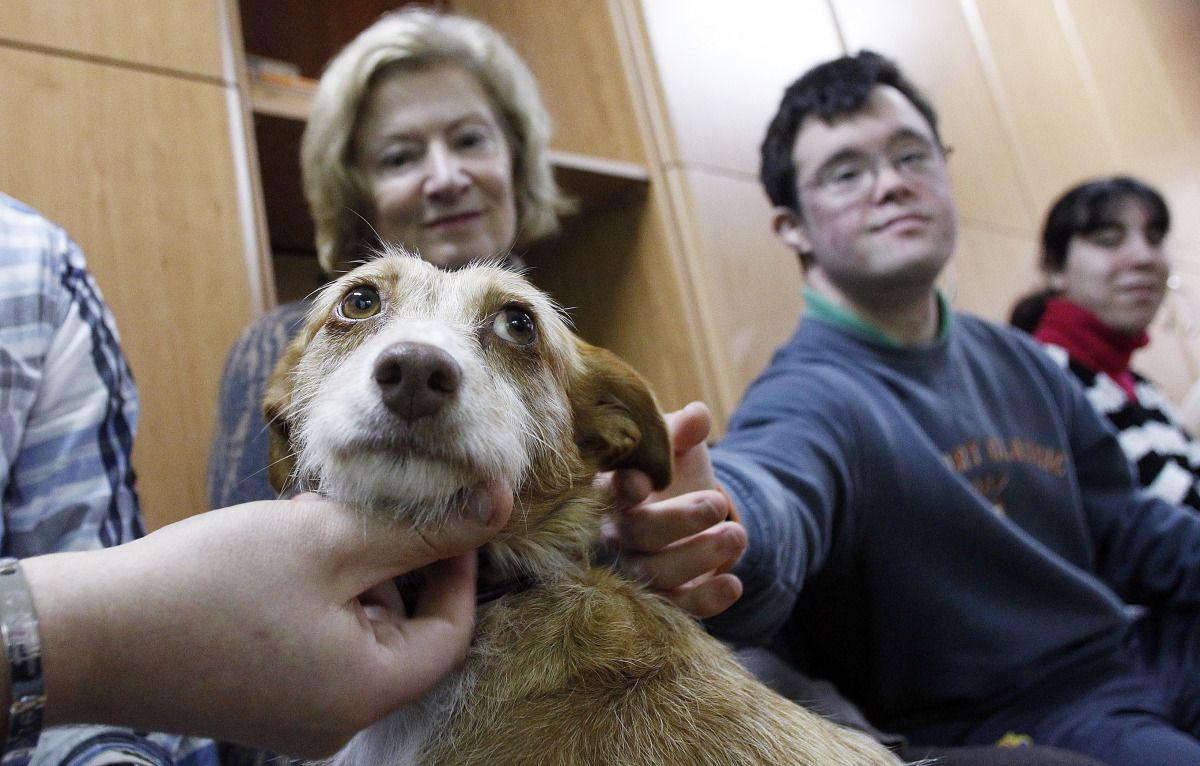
top-left (339, 286), bottom-right (382, 320)
top-left (492, 307), bottom-right (536, 345)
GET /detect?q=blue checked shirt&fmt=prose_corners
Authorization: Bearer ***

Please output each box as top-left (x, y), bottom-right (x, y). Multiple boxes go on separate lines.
top-left (0, 194), bottom-right (218, 766)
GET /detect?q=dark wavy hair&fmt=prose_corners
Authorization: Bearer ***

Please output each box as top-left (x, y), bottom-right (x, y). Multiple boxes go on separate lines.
top-left (1009, 176), bottom-right (1170, 332)
top-left (759, 50), bottom-right (942, 214)
top-left (1040, 176), bottom-right (1169, 272)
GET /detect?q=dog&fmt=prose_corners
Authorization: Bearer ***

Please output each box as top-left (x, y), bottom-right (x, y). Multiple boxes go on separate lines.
top-left (264, 247), bottom-right (906, 765)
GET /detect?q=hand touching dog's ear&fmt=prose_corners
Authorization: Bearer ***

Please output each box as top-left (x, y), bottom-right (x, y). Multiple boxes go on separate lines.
top-left (569, 340), bottom-right (745, 620)
top-left (601, 402), bottom-right (747, 620)
top-left (569, 339), bottom-right (672, 490)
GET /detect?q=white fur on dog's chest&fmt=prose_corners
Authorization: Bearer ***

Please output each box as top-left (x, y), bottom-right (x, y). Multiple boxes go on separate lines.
top-left (326, 669), bottom-right (463, 766)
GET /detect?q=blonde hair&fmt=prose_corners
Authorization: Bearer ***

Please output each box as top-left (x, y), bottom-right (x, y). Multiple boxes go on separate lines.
top-left (301, 8), bottom-right (569, 273)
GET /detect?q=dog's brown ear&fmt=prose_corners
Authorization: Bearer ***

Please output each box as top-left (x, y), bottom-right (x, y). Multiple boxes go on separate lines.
top-left (569, 339), bottom-right (672, 490)
top-left (262, 339), bottom-right (305, 494)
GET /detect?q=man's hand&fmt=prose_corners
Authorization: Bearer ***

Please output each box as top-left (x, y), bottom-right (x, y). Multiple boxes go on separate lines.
top-left (601, 402), bottom-right (746, 619)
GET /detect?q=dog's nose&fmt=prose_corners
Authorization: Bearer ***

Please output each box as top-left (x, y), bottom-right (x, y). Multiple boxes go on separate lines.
top-left (373, 342), bottom-right (462, 420)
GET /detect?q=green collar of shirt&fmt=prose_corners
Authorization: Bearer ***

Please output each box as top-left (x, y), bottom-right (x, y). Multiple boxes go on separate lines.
top-left (803, 287), bottom-right (952, 347)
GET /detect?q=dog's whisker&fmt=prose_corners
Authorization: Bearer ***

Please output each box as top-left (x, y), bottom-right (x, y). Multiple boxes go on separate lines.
top-left (227, 462), bottom-right (288, 495)
top-left (275, 456), bottom-right (307, 499)
top-left (348, 206), bottom-right (386, 260)
top-left (521, 423), bottom-right (574, 490)
top-left (302, 284), bottom-right (328, 303)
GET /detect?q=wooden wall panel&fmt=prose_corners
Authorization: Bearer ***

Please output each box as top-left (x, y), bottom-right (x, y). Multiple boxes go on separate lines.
top-left (0, 45), bottom-right (256, 529)
top-left (637, 0), bottom-right (842, 174)
top-left (0, 0), bottom-right (226, 78)
top-left (833, 0), bottom-right (1037, 234)
top-left (524, 188), bottom-right (718, 414)
top-left (1140, 0), bottom-right (1200, 181)
top-left (452, 0), bottom-right (646, 164)
top-left (950, 225), bottom-right (1039, 324)
top-left (671, 168), bottom-right (802, 398)
top-left (629, 0), bottom-right (838, 417)
top-left (970, 0), bottom-right (1116, 208)
top-left (1063, 0), bottom-right (1200, 261)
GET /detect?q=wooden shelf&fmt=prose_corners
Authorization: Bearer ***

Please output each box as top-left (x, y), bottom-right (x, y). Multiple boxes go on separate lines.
top-left (547, 149), bottom-right (649, 220)
top-left (247, 77), bottom-right (315, 121)
top-left (545, 149), bottom-right (648, 183)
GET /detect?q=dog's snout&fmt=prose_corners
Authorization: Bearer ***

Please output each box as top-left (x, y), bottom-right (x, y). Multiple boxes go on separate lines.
top-left (373, 342), bottom-right (462, 420)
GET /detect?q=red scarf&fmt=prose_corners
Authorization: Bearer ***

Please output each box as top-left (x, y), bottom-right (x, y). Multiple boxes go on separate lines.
top-left (1033, 297), bottom-right (1149, 401)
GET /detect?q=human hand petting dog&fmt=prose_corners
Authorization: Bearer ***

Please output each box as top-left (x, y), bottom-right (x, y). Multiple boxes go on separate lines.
top-left (602, 401), bottom-right (746, 619)
top-left (19, 485), bottom-right (511, 759)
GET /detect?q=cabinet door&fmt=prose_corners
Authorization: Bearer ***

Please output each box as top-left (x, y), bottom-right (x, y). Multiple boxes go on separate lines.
top-left (0, 0), bottom-right (227, 78)
top-left (0, 44), bottom-right (258, 529)
top-left (452, 0), bottom-right (647, 164)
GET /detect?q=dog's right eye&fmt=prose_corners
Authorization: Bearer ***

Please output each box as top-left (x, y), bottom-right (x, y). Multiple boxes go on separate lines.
top-left (492, 307), bottom-right (536, 346)
top-left (339, 286), bottom-right (382, 320)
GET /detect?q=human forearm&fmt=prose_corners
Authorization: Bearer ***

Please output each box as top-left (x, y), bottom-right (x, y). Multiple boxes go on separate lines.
top-left (9, 490), bottom-right (510, 758)
top-left (703, 455), bottom-right (814, 642)
top-left (22, 547), bottom-right (140, 731)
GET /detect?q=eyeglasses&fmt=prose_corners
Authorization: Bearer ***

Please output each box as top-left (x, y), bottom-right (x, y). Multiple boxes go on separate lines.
top-left (803, 139), bottom-right (950, 205)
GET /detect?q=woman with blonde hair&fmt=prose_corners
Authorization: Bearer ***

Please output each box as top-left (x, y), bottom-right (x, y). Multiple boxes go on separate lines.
top-left (209, 8), bottom-right (570, 508)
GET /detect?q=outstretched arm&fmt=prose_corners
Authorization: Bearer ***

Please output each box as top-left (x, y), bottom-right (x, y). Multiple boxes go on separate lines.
top-left (19, 485), bottom-right (511, 759)
top-left (602, 402), bottom-right (747, 619)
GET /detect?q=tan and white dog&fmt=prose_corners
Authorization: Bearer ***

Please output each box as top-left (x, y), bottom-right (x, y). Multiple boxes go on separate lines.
top-left (264, 248), bottom-right (905, 766)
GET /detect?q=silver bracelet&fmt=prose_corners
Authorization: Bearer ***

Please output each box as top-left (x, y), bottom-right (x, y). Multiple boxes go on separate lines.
top-left (0, 558), bottom-right (44, 766)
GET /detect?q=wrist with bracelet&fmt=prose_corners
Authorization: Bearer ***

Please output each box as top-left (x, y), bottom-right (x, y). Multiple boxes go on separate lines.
top-left (0, 558), bottom-right (44, 766)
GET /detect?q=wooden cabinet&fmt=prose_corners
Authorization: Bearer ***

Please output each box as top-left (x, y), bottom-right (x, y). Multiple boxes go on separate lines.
top-left (0, 1), bottom-right (261, 530)
top-left (1, 0), bottom-right (226, 77)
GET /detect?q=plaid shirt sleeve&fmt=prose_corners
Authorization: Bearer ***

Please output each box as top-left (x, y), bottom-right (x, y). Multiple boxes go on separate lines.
top-left (0, 194), bottom-right (141, 555)
top-left (0, 194), bottom-right (218, 765)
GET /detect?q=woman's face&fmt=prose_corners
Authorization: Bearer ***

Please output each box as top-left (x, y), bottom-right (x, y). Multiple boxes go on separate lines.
top-left (354, 63), bottom-right (518, 269)
top-left (1056, 198), bottom-right (1170, 335)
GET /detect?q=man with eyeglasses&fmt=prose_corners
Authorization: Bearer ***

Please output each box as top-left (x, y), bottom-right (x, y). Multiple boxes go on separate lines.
top-left (613, 50), bottom-right (1200, 765)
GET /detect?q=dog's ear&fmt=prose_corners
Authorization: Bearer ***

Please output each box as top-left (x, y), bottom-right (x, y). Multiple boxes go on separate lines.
top-left (262, 339), bottom-right (305, 494)
top-left (569, 338), bottom-right (672, 490)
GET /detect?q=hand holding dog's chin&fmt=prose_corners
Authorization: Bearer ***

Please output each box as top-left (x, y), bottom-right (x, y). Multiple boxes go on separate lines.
top-left (20, 485), bottom-right (512, 759)
top-left (602, 401), bottom-right (747, 620)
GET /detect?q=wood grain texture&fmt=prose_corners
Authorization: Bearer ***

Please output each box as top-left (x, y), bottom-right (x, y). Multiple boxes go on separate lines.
top-left (1061, 0), bottom-right (1200, 259)
top-left (670, 167), bottom-right (803, 402)
top-left (450, 0), bottom-right (646, 164)
top-left (637, 0), bottom-right (842, 175)
top-left (834, 0), bottom-right (1038, 233)
top-left (524, 170), bottom-right (719, 417)
top-left (0, 0), bottom-right (226, 79)
top-left (0, 45), bottom-right (256, 529)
